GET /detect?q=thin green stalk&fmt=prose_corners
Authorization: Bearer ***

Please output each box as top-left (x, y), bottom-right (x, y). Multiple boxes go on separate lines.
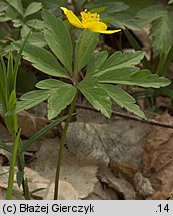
top-left (6, 130), bottom-right (21, 200)
top-left (54, 92), bottom-right (78, 200)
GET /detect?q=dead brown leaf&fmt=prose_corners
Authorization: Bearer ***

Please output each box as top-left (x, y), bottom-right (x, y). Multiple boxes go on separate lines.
top-left (97, 167), bottom-right (137, 200)
top-left (143, 113), bottom-right (173, 198)
top-left (134, 172), bottom-right (155, 198)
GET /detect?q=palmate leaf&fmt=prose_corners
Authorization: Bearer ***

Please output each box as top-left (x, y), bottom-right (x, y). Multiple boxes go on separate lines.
top-left (13, 43), bottom-right (69, 78)
top-left (94, 51), bottom-right (144, 77)
top-left (89, 50), bottom-right (170, 88)
top-left (78, 78), bottom-right (112, 118)
top-left (16, 79), bottom-right (77, 120)
top-left (101, 84), bottom-right (145, 118)
top-left (42, 10), bottom-right (73, 73)
top-left (98, 68), bottom-right (170, 88)
top-left (35, 79), bottom-right (77, 119)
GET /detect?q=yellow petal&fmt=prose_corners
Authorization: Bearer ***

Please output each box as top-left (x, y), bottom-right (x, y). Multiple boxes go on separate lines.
top-left (60, 7), bottom-right (84, 29)
top-left (87, 21), bottom-right (107, 32)
top-left (99, 29), bottom-right (121, 34)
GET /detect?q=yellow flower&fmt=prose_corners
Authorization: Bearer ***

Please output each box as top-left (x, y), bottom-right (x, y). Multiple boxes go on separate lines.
top-left (61, 7), bottom-right (121, 34)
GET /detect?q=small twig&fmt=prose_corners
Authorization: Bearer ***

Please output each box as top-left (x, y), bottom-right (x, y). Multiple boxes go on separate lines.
top-left (75, 103), bottom-right (173, 129)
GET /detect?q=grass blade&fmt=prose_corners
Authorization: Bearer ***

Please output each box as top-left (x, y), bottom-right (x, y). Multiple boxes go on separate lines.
top-left (0, 142), bottom-right (13, 153)
top-left (13, 28), bottom-right (32, 88)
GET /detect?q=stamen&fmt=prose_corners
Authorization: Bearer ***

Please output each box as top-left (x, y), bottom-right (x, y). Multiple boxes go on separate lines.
top-left (80, 10), bottom-right (100, 27)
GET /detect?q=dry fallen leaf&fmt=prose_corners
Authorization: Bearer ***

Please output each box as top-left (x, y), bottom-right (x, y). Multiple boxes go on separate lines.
top-left (134, 172), bottom-right (155, 198)
top-left (143, 113), bottom-right (173, 198)
top-left (0, 166), bottom-right (79, 200)
top-left (97, 167), bottom-right (137, 200)
top-left (67, 109), bottom-right (150, 174)
top-left (29, 138), bottom-right (98, 199)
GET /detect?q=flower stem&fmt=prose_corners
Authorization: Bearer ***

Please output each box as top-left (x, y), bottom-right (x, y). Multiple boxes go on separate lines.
top-left (54, 92), bottom-right (78, 200)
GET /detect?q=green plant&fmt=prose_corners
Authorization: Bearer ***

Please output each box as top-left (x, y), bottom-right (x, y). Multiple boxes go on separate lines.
top-left (0, 29), bottom-right (69, 199)
top-left (13, 8), bottom-right (170, 199)
top-left (0, 33), bottom-right (30, 199)
top-left (0, 0), bottom-right (46, 51)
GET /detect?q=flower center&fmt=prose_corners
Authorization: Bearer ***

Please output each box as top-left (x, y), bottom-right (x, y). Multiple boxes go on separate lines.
top-left (80, 10), bottom-right (100, 27)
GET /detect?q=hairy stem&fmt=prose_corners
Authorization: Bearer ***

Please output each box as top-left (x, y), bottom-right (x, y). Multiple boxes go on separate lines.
top-left (54, 92), bottom-right (78, 200)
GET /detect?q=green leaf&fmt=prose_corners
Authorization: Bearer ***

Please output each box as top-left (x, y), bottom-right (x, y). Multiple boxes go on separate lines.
top-left (26, 19), bottom-right (44, 30)
top-left (169, 0), bottom-right (173, 4)
top-left (78, 78), bottom-right (112, 118)
top-left (98, 68), bottom-right (171, 88)
top-left (5, 5), bottom-right (18, 19)
top-left (12, 19), bottom-right (23, 27)
top-left (24, 2), bottom-right (42, 18)
top-left (0, 142), bottom-right (12, 153)
top-left (87, 0), bottom-right (155, 30)
top-left (21, 25), bottom-right (30, 38)
top-left (20, 89), bottom-right (50, 100)
top-left (19, 115), bottom-right (69, 154)
top-left (30, 188), bottom-right (46, 195)
top-left (36, 79), bottom-right (68, 89)
top-left (7, 52), bottom-right (14, 94)
top-left (5, 90), bottom-right (18, 134)
top-left (27, 32), bottom-right (46, 48)
top-left (48, 85), bottom-right (77, 119)
top-left (16, 171), bottom-right (24, 187)
top-left (95, 51), bottom-right (144, 77)
top-left (13, 43), bottom-right (68, 78)
top-left (135, 5), bottom-right (166, 24)
top-left (151, 11), bottom-right (173, 55)
top-left (0, 171), bottom-right (9, 176)
top-left (74, 29), bottom-right (99, 72)
top-left (42, 10), bottom-right (73, 72)
top-left (102, 84), bottom-right (145, 118)
top-left (6, 0), bottom-right (23, 15)
top-left (86, 51), bottom-right (108, 77)
top-left (0, 16), bottom-right (12, 22)
top-left (86, 1), bottom-right (129, 13)
top-left (94, 51), bottom-right (109, 71)
top-left (0, 56), bottom-right (8, 107)
top-left (13, 27), bottom-right (33, 88)
top-left (15, 90), bottom-right (49, 113)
